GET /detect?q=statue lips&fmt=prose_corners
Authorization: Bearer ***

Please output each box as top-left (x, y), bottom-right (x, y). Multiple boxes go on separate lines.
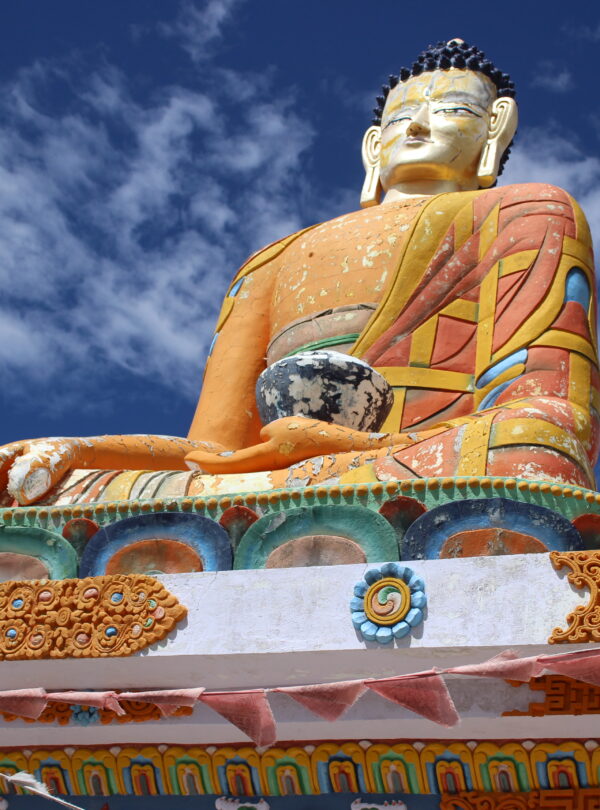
top-left (404, 136), bottom-right (432, 146)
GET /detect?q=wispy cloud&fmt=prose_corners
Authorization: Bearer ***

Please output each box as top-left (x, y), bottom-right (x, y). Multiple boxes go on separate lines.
top-left (0, 0), bottom-right (355, 412)
top-left (319, 73), bottom-right (375, 117)
top-left (531, 61), bottom-right (573, 93)
top-left (564, 21), bottom-right (600, 41)
top-left (158, 0), bottom-right (242, 62)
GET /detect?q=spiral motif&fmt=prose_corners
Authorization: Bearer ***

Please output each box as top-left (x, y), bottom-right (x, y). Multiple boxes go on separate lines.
top-left (350, 562), bottom-right (427, 644)
top-left (364, 578), bottom-right (410, 626)
top-left (55, 607), bottom-right (72, 627)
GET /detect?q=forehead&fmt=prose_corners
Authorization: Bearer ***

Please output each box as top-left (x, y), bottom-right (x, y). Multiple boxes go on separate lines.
top-left (383, 69), bottom-right (496, 118)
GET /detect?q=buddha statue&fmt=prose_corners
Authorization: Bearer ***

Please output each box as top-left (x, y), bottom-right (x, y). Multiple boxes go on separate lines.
top-left (1, 39), bottom-right (598, 507)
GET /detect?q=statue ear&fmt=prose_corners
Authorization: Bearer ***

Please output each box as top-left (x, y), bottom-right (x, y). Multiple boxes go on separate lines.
top-left (476, 96), bottom-right (518, 188)
top-left (360, 125), bottom-right (382, 207)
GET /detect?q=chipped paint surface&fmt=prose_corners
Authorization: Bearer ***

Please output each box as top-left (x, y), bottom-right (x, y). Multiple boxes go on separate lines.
top-left (0, 182), bottom-right (598, 504)
top-left (256, 350), bottom-right (394, 432)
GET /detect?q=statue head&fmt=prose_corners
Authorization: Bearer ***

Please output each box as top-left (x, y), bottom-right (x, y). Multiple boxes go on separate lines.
top-left (361, 39), bottom-right (518, 206)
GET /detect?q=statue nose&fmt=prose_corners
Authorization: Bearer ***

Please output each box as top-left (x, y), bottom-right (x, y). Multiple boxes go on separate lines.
top-left (407, 105), bottom-right (430, 136)
top-left (407, 118), bottom-right (430, 136)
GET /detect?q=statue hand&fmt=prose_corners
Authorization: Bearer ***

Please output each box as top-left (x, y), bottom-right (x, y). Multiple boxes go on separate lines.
top-left (184, 416), bottom-right (410, 474)
top-left (0, 437), bottom-right (88, 505)
top-left (1, 433), bottom-right (223, 505)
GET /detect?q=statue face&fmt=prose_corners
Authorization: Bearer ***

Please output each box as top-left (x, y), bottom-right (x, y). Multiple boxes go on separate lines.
top-left (379, 69), bottom-right (497, 189)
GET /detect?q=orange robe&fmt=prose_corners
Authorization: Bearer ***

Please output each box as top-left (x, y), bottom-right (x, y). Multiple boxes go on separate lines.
top-left (356, 183), bottom-right (599, 487)
top-left (193, 183), bottom-right (599, 488)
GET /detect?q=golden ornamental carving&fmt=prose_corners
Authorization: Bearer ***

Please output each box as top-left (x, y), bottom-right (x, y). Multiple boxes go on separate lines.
top-left (504, 674), bottom-right (600, 717)
top-left (549, 550), bottom-right (600, 643)
top-left (440, 790), bottom-right (600, 810)
top-left (0, 574), bottom-right (186, 660)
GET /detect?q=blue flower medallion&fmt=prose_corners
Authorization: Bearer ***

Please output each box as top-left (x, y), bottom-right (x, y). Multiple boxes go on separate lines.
top-left (350, 562), bottom-right (427, 644)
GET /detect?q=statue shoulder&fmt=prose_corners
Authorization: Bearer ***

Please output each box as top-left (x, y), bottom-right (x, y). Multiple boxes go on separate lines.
top-left (226, 224), bottom-right (318, 295)
top-left (475, 183), bottom-right (591, 239)
top-left (481, 182), bottom-right (584, 212)
top-left (470, 183), bottom-right (593, 268)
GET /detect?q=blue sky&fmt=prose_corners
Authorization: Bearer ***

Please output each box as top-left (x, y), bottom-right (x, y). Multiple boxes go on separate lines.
top-left (1, 0), bottom-right (600, 446)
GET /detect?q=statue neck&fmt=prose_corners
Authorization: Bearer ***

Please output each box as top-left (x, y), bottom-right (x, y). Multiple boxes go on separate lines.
top-left (382, 177), bottom-right (479, 203)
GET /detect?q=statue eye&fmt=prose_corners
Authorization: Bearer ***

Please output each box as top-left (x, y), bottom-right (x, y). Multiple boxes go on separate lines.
top-left (434, 106), bottom-right (481, 117)
top-left (383, 116), bottom-right (411, 130)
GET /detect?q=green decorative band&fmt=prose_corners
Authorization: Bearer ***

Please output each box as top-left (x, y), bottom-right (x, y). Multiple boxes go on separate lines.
top-left (283, 332), bottom-right (361, 357)
top-left (0, 477), bottom-right (596, 531)
top-left (0, 477), bottom-right (598, 578)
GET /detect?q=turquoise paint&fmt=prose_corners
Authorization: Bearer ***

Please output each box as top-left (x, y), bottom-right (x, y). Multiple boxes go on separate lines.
top-left (565, 267), bottom-right (590, 309)
top-left (234, 504), bottom-right (398, 569)
top-left (0, 525), bottom-right (77, 579)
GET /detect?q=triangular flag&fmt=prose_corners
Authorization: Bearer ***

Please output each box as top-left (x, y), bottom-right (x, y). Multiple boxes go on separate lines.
top-left (0, 688), bottom-right (47, 719)
top-left (366, 671), bottom-right (459, 727)
top-left (201, 690), bottom-right (276, 746)
top-left (118, 688), bottom-right (205, 717)
top-left (46, 691), bottom-right (125, 715)
top-left (536, 649), bottom-right (600, 686)
top-left (274, 680), bottom-right (366, 721)
top-left (444, 650), bottom-right (538, 682)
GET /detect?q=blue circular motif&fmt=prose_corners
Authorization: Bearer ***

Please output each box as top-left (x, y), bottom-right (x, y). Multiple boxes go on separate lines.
top-left (110, 592), bottom-right (123, 604)
top-left (350, 562), bottom-right (427, 644)
top-left (402, 497), bottom-right (582, 559)
top-left (11, 598), bottom-right (24, 609)
top-left (70, 705), bottom-right (100, 726)
top-left (79, 512), bottom-right (232, 576)
top-left (105, 626), bottom-right (118, 637)
top-left (6, 628), bottom-right (17, 639)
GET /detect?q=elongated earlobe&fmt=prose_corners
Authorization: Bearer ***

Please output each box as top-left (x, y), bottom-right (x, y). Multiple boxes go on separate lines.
top-left (361, 125), bottom-right (382, 207)
top-left (477, 96), bottom-right (518, 188)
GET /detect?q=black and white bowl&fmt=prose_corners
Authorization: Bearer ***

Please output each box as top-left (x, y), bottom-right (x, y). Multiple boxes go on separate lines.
top-left (256, 350), bottom-right (394, 432)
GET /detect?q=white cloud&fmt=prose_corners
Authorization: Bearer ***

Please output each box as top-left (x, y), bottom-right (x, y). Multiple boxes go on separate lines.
top-left (0, 7), bottom-right (332, 408)
top-left (531, 62), bottom-right (573, 93)
top-left (501, 126), bottom-right (600, 248)
top-left (158, 0), bottom-right (241, 62)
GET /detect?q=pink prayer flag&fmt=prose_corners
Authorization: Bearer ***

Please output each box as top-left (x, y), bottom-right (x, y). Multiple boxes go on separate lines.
top-left (48, 690), bottom-right (126, 714)
top-left (46, 690), bottom-right (125, 715)
top-left (536, 649), bottom-right (600, 685)
top-left (275, 680), bottom-right (366, 721)
top-left (444, 650), bottom-right (538, 682)
top-left (0, 688), bottom-right (47, 719)
top-left (201, 690), bottom-right (276, 746)
top-left (366, 671), bottom-right (459, 727)
top-left (118, 688), bottom-right (205, 717)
